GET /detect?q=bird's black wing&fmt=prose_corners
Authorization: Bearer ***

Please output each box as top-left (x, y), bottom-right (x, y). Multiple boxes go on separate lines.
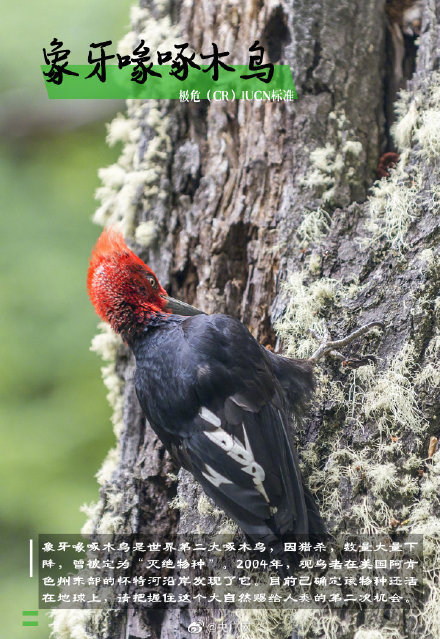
top-left (133, 313), bottom-right (324, 542)
top-left (173, 401), bottom-right (311, 541)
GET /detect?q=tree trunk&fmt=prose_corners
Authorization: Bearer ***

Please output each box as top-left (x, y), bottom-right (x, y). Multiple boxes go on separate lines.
top-left (52, 1), bottom-right (440, 638)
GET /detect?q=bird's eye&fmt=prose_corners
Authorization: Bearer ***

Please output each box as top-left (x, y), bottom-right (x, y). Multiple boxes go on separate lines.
top-left (147, 275), bottom-right (158, 289)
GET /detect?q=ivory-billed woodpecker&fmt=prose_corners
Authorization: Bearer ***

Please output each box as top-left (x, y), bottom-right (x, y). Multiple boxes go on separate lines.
top-left (87, 228), bottom-right (327, 554)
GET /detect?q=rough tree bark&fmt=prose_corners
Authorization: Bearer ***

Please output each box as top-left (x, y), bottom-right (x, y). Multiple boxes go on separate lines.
top-left (52, 1), bottom-right (440, 638)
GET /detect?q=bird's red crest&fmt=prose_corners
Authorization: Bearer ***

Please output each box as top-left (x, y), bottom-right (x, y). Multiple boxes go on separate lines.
top-left (87, 228), bottom-right (169, 337)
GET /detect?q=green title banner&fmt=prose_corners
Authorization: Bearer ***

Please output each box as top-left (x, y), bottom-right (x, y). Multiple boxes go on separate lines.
top-left (41, 65), bottom-right (297, 100)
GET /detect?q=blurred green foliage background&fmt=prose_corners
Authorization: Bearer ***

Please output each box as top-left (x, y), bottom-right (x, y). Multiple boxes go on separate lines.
top-left (0, 2), bottom-right (133, 636)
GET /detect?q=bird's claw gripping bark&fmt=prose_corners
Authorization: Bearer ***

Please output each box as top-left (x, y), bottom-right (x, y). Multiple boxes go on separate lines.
top-left (308, 321), bottom-right (384, 367)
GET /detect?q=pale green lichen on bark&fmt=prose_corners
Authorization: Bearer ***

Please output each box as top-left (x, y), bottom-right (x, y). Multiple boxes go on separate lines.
top-left (300, 110), bottom-right (365, 208)
top-left (93, 2), bottom-right (179, 240)
top-left (90, 323), bottom-right (124, 438)
top-left (267, 97), bottom-right (440, 639)
top-left (275, 272), bottom-right (356, 359)
top-left (272, 295), bottom-right (439, 638)
top-left (259, 70), bottom-right (440, 638)
top-left (367, 74), bottom-right (440, 251)
top-left (297, 207), bottom-right (331, 249)
top-left (269, 262), bottom-right (440, 638)
top-left (93, 99), bottom-right (170, 239)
